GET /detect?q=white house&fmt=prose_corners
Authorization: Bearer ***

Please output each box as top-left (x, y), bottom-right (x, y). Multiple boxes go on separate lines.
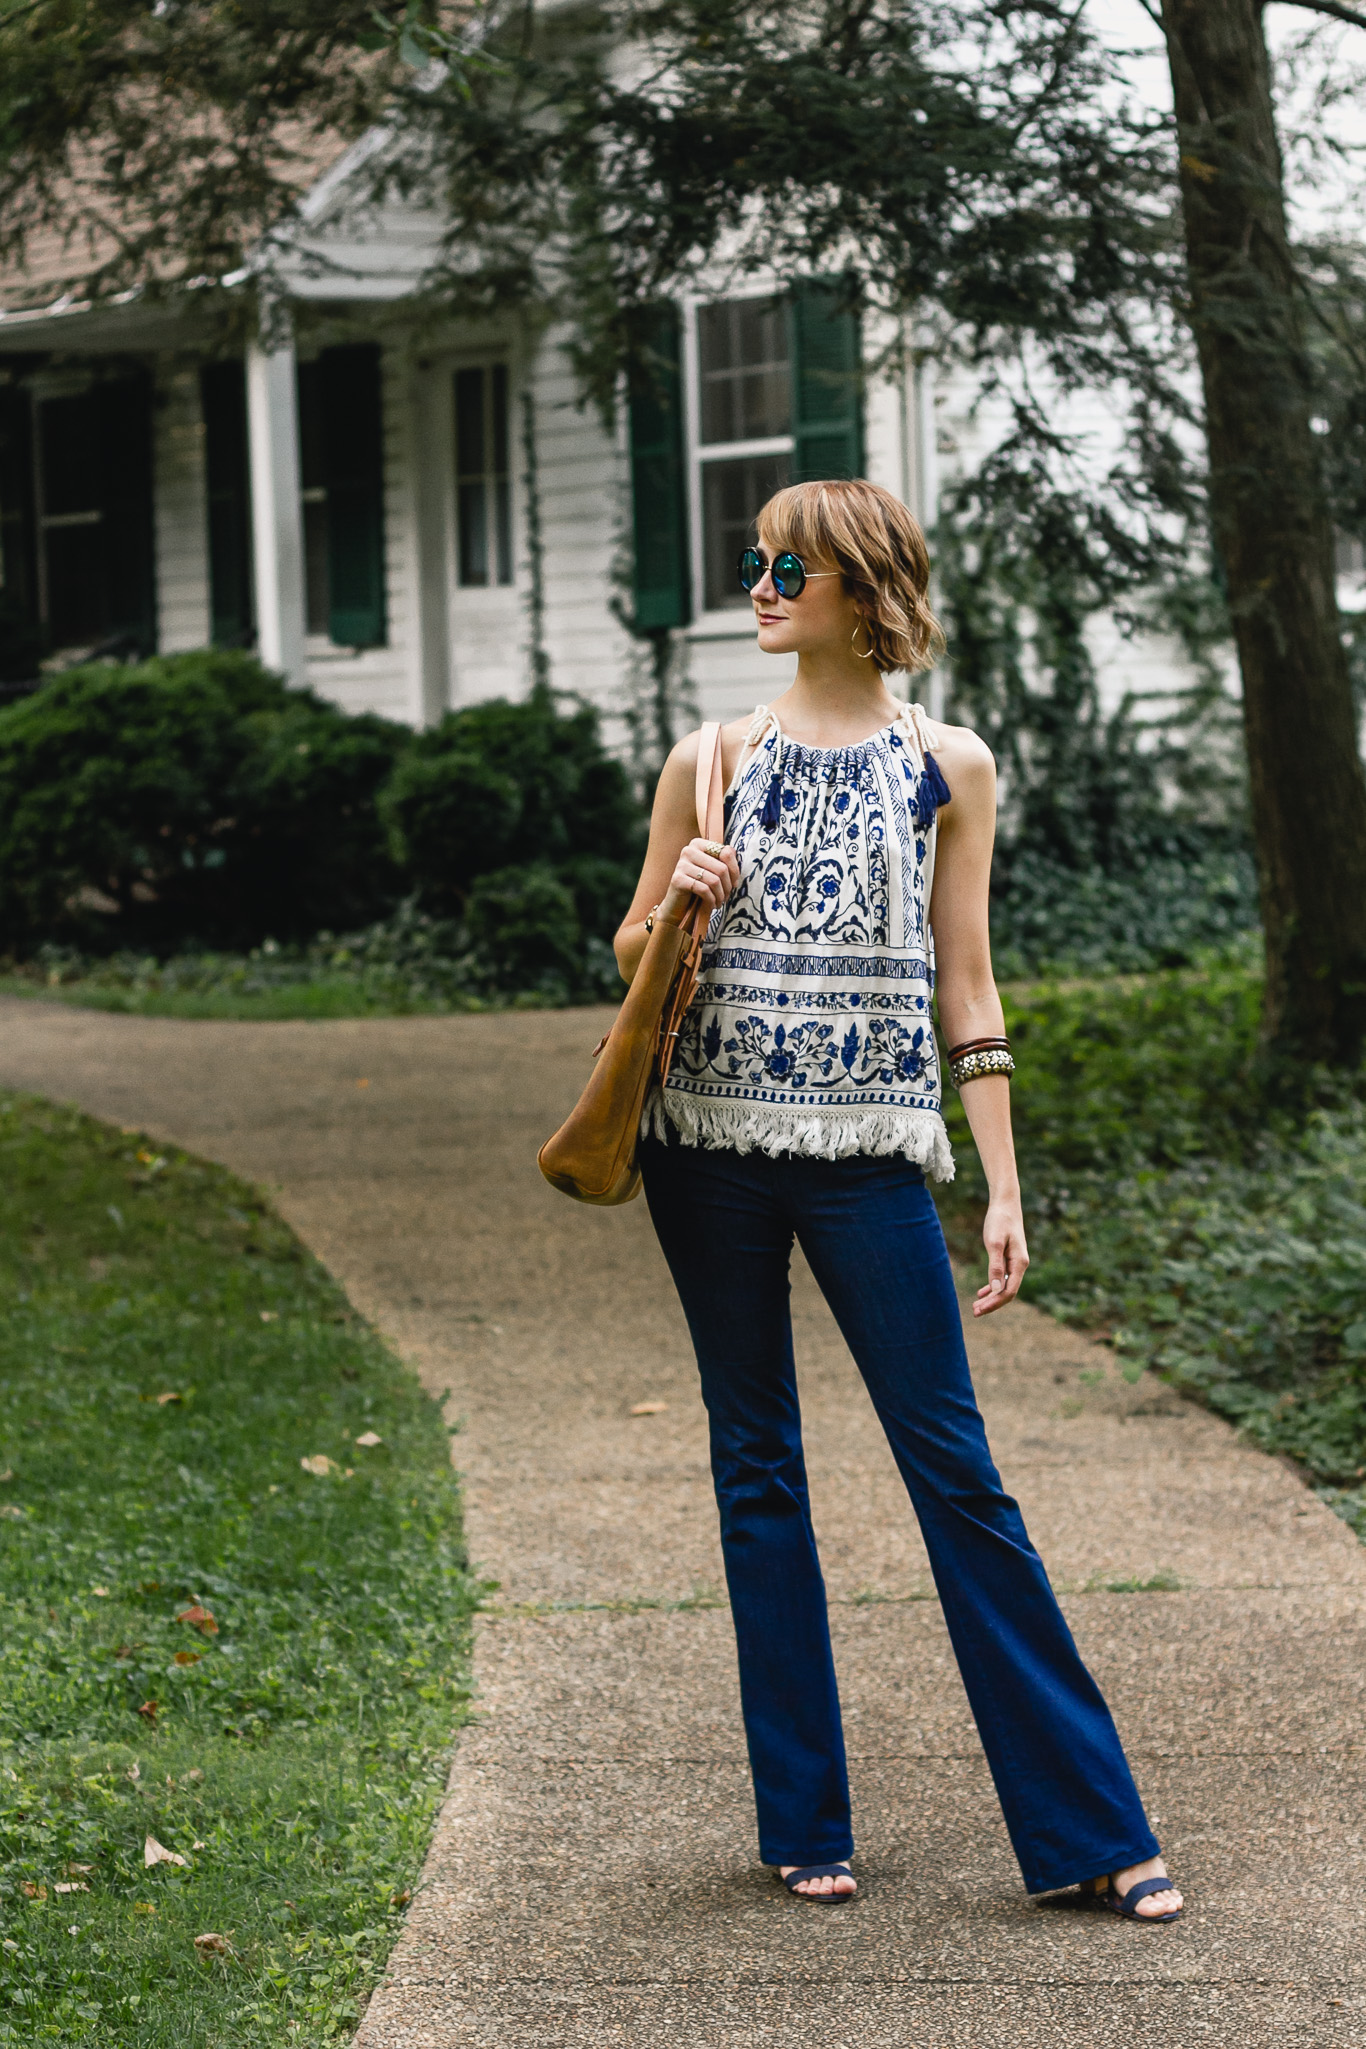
top-left (0, 122), bottom-right (1204, 741)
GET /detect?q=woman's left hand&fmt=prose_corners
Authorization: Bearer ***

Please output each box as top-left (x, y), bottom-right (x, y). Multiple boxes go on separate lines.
top-left (972, 1198), bottom-right (1029, 1316)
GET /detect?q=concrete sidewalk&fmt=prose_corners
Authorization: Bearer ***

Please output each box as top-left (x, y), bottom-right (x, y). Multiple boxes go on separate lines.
top-left (2, 995), bottom-right (1364, 2046)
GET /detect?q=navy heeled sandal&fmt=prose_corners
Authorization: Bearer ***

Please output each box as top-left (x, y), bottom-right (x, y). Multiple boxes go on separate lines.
top-left (779, 1863), bottom-right (856, 1905)
top-left (1092, 1873), bottom-right (1182, 1923)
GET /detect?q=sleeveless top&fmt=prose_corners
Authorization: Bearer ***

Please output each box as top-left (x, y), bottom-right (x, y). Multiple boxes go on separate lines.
top-left (645, 700), bottom-right (955, 1182)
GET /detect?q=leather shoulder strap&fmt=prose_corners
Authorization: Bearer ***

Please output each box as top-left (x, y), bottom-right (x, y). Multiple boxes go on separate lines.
top-left (694, 721), bottom-right (724, 842)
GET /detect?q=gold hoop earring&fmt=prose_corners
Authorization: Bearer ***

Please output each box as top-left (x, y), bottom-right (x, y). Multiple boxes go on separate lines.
top-left (851, 620), bottom-right (876, 660)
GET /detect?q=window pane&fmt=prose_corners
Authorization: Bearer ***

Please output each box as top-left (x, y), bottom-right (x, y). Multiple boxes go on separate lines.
top-left (456, 364), bottom-right (512, 589)
top-left (702, 451), bottom-right (791, 610)
top-left (698, 299), bottom-right (790, 445)
top-left (491, 364), bottom-right (509, 477)
top-left (459, 480), bottom-right (488, 587)
top-left (494, 475), bottom-right (512, 587)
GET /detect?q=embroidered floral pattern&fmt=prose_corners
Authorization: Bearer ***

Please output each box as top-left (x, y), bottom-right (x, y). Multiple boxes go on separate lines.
top-left (656, 705), bottom-right (955, 1181)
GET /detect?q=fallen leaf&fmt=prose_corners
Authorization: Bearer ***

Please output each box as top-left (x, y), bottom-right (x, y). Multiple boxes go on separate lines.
top-left (137, 1700), bottom-right (158, 1721)
top-left (186, 1768), bottom-right (204, 1783)
top-left (354, 1431), bottom-right (383, 1448)
top-left (90, 1586), bottom-right (110, 1597)
top-left (54, 1882), bottom-right (88, 1894)
top-left (192, 1840), bottom-right (206, 1852)
top-left (156, 1391), bottom-right (183, 1406)
top-left (126, 1763), bottom-right (141, 1782)
top-left (145, 1837), bottom-right (188, 1869)
top-left (259, 1310), bottom-right (278, 1323)
top-left (134, 1903), bottom-right (155, 1916)
top-left (194, 1931), bottom-right (232, 1955)
top-left (174, 1650), bottom-right (201, 1666)
top-left (0, 1469), bottom-right (12, 1482)
top-left (344, 1467), bottom-right (355, 1478)
top-left (65, 1865), bottom-right (93, 1875)
top-left (176, 1604), bottom-right (218, 1635)
top-left (355, 1077), bottom-right (370, 1088)
top-left (21, 1882), bottom-right (46, 1901)
top-left (299, 1454), bottom-right (335, 1477)
top-left (629, 1401), bottom-right (668, 1416)
top-left (0, 1505), bottom-right (24, 1518)
top-left (392, 1888), bottom-right (411, 1907)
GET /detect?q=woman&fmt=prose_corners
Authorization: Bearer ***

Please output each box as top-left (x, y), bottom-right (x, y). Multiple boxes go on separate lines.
top-left (613, 478), bottom-right (1181, 1921)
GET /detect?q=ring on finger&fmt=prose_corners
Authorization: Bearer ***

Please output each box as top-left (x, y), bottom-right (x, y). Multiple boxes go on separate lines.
top-left (702, 841), bottom-right (726, 860)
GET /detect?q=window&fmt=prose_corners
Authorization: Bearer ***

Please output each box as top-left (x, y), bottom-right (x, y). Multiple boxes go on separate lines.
top-left (625, 286), bottom-right (864, 628)
top-left (296, 343), bottom-right (387, 648)
top-left (696, 298), bottom-right (792, 611)
top-left (454, 364), bottom-right (512, 587)
top-left (691, 287), bottom-right (863, 614)
top-left (28, 373), bottom-right (155, 660)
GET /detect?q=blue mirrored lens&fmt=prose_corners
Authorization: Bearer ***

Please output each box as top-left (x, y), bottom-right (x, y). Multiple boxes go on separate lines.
top-left (738, 548), bottom-right (763, 591)
top-left (772, 552), bottom-right (806, 598)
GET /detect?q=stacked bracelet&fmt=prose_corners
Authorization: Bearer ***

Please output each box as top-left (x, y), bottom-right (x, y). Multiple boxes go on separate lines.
top-left (947, 1036), bottom-right (1015, 1089)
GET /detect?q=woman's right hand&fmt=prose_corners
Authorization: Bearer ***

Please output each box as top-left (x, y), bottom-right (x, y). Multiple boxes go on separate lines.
top-left (667, 837), bottom-right (740, 915)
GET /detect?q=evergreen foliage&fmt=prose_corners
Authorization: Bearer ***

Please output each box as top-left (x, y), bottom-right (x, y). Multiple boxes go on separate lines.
top-left (0, 657), bottom-right (644, 987)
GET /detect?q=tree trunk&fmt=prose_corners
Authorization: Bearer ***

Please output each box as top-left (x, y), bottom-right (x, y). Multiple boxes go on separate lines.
top-left (1161, 0), bottom-right (1366, 1065)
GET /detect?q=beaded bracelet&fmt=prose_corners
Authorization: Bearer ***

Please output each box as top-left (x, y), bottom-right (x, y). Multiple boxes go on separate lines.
top-left (948, 1040), bottom-right (1015, 1089)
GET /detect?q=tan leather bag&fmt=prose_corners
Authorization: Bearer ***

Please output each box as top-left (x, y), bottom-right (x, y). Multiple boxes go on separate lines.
top-left (538, 722), bottom-right (725, 1205)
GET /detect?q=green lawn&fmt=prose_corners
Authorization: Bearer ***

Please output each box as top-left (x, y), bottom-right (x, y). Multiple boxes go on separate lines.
top-left (0, 975), bottom-right (444, 1023)
top-left (0, 1095), bottom-right (477, 2044)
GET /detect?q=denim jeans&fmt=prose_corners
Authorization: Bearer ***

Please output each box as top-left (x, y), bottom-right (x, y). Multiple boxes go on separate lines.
top-left (639, 1133), bottom-right (1160, 1893)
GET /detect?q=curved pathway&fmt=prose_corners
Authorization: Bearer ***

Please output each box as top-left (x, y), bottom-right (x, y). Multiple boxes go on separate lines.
top-left (2, 996), bottom-right (1364, 2045)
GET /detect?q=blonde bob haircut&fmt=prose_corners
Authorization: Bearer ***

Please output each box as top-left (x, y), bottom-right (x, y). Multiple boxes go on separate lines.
top-left (757, 478), bottom-right (946, 676)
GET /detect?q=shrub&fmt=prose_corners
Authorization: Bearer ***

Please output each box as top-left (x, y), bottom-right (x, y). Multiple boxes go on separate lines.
top-left (0, 653), bottom-right (406, 949)
top-left (382, 693), bottom-right (645, 951)
top-left (379, 749), bottom-right (521, 909)
top-left (937, 963), bottom-right (1366, 1528)
top-left (465, 865), bottom-right (585, 995)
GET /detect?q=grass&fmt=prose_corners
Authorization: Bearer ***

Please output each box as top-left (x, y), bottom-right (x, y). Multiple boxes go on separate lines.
top-left (0, 1093), bottom-right (478, 2045)
top-left (935, 962), bottom-right (1366, 1538)
top-left (0, 975), bottom-right (430, 1023)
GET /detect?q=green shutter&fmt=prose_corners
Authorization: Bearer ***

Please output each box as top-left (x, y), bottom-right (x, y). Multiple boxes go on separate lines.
top-left (321, 344), bottom-right (386, 649)
top-left (201, 361), bottom-right (254, 646)
top-left (629, 307), bottom-right (690, 630)
top-left (789, 284), bottom-right (863, 483)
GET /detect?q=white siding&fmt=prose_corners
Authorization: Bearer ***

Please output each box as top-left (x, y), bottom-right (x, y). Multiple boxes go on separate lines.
top-left (152, 360), bottom-right (211, 654)
top-left (530, 329), bottom-right (634, 729)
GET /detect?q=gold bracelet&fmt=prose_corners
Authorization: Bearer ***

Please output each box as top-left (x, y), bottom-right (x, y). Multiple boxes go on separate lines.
top-left (950, 1046), bottom-right (1016, 1089)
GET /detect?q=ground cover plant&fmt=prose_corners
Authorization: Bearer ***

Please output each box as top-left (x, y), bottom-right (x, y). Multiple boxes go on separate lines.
top-left (0, 1094), bottom-right (476, 2044)
top-left (937, 959), bottom-right (1366, 1540)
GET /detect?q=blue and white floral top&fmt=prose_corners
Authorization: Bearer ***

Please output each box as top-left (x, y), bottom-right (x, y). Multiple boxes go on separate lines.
top-left (646, 701), bottom-right (955, 1182)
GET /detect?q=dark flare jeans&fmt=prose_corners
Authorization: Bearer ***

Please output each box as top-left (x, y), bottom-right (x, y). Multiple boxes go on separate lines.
top-left (639, 1132), bottom-right (1159, 1893)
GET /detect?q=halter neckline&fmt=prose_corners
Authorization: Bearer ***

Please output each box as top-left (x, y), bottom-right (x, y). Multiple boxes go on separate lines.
top-left (731, 700), bottom-right (933, 794)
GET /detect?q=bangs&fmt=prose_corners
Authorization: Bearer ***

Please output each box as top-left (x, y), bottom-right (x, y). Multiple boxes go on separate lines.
top-left (758, 484), bottom-right (842, 565)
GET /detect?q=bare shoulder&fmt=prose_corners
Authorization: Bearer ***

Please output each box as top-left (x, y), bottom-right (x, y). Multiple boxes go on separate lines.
top-left (668, 716), bottom-right (756, 789)
top-left (923, 719), bottom-right (995, 795)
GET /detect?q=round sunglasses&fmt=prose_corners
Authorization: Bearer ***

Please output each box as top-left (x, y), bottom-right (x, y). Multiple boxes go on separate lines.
top-left (737, 547), bottom-right (839, 600)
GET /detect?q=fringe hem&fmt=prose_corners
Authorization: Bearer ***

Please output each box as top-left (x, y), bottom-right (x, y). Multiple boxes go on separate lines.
top-left (644, 1089), bottom-right (955, 1184)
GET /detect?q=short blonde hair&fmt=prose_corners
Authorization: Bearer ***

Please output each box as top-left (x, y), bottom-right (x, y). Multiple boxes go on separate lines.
top-left (757, 478), bottom-right (945, 676)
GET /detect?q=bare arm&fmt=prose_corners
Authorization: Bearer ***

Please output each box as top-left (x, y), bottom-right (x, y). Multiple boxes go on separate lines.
top-left (928, 730), bottom-right (1028, 1316)
top-left (614, 730), bottom-right (740, 983)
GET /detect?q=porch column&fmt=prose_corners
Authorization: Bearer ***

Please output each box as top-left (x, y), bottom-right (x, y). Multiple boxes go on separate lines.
top-left (245, 322), bottom-right (306, 685)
